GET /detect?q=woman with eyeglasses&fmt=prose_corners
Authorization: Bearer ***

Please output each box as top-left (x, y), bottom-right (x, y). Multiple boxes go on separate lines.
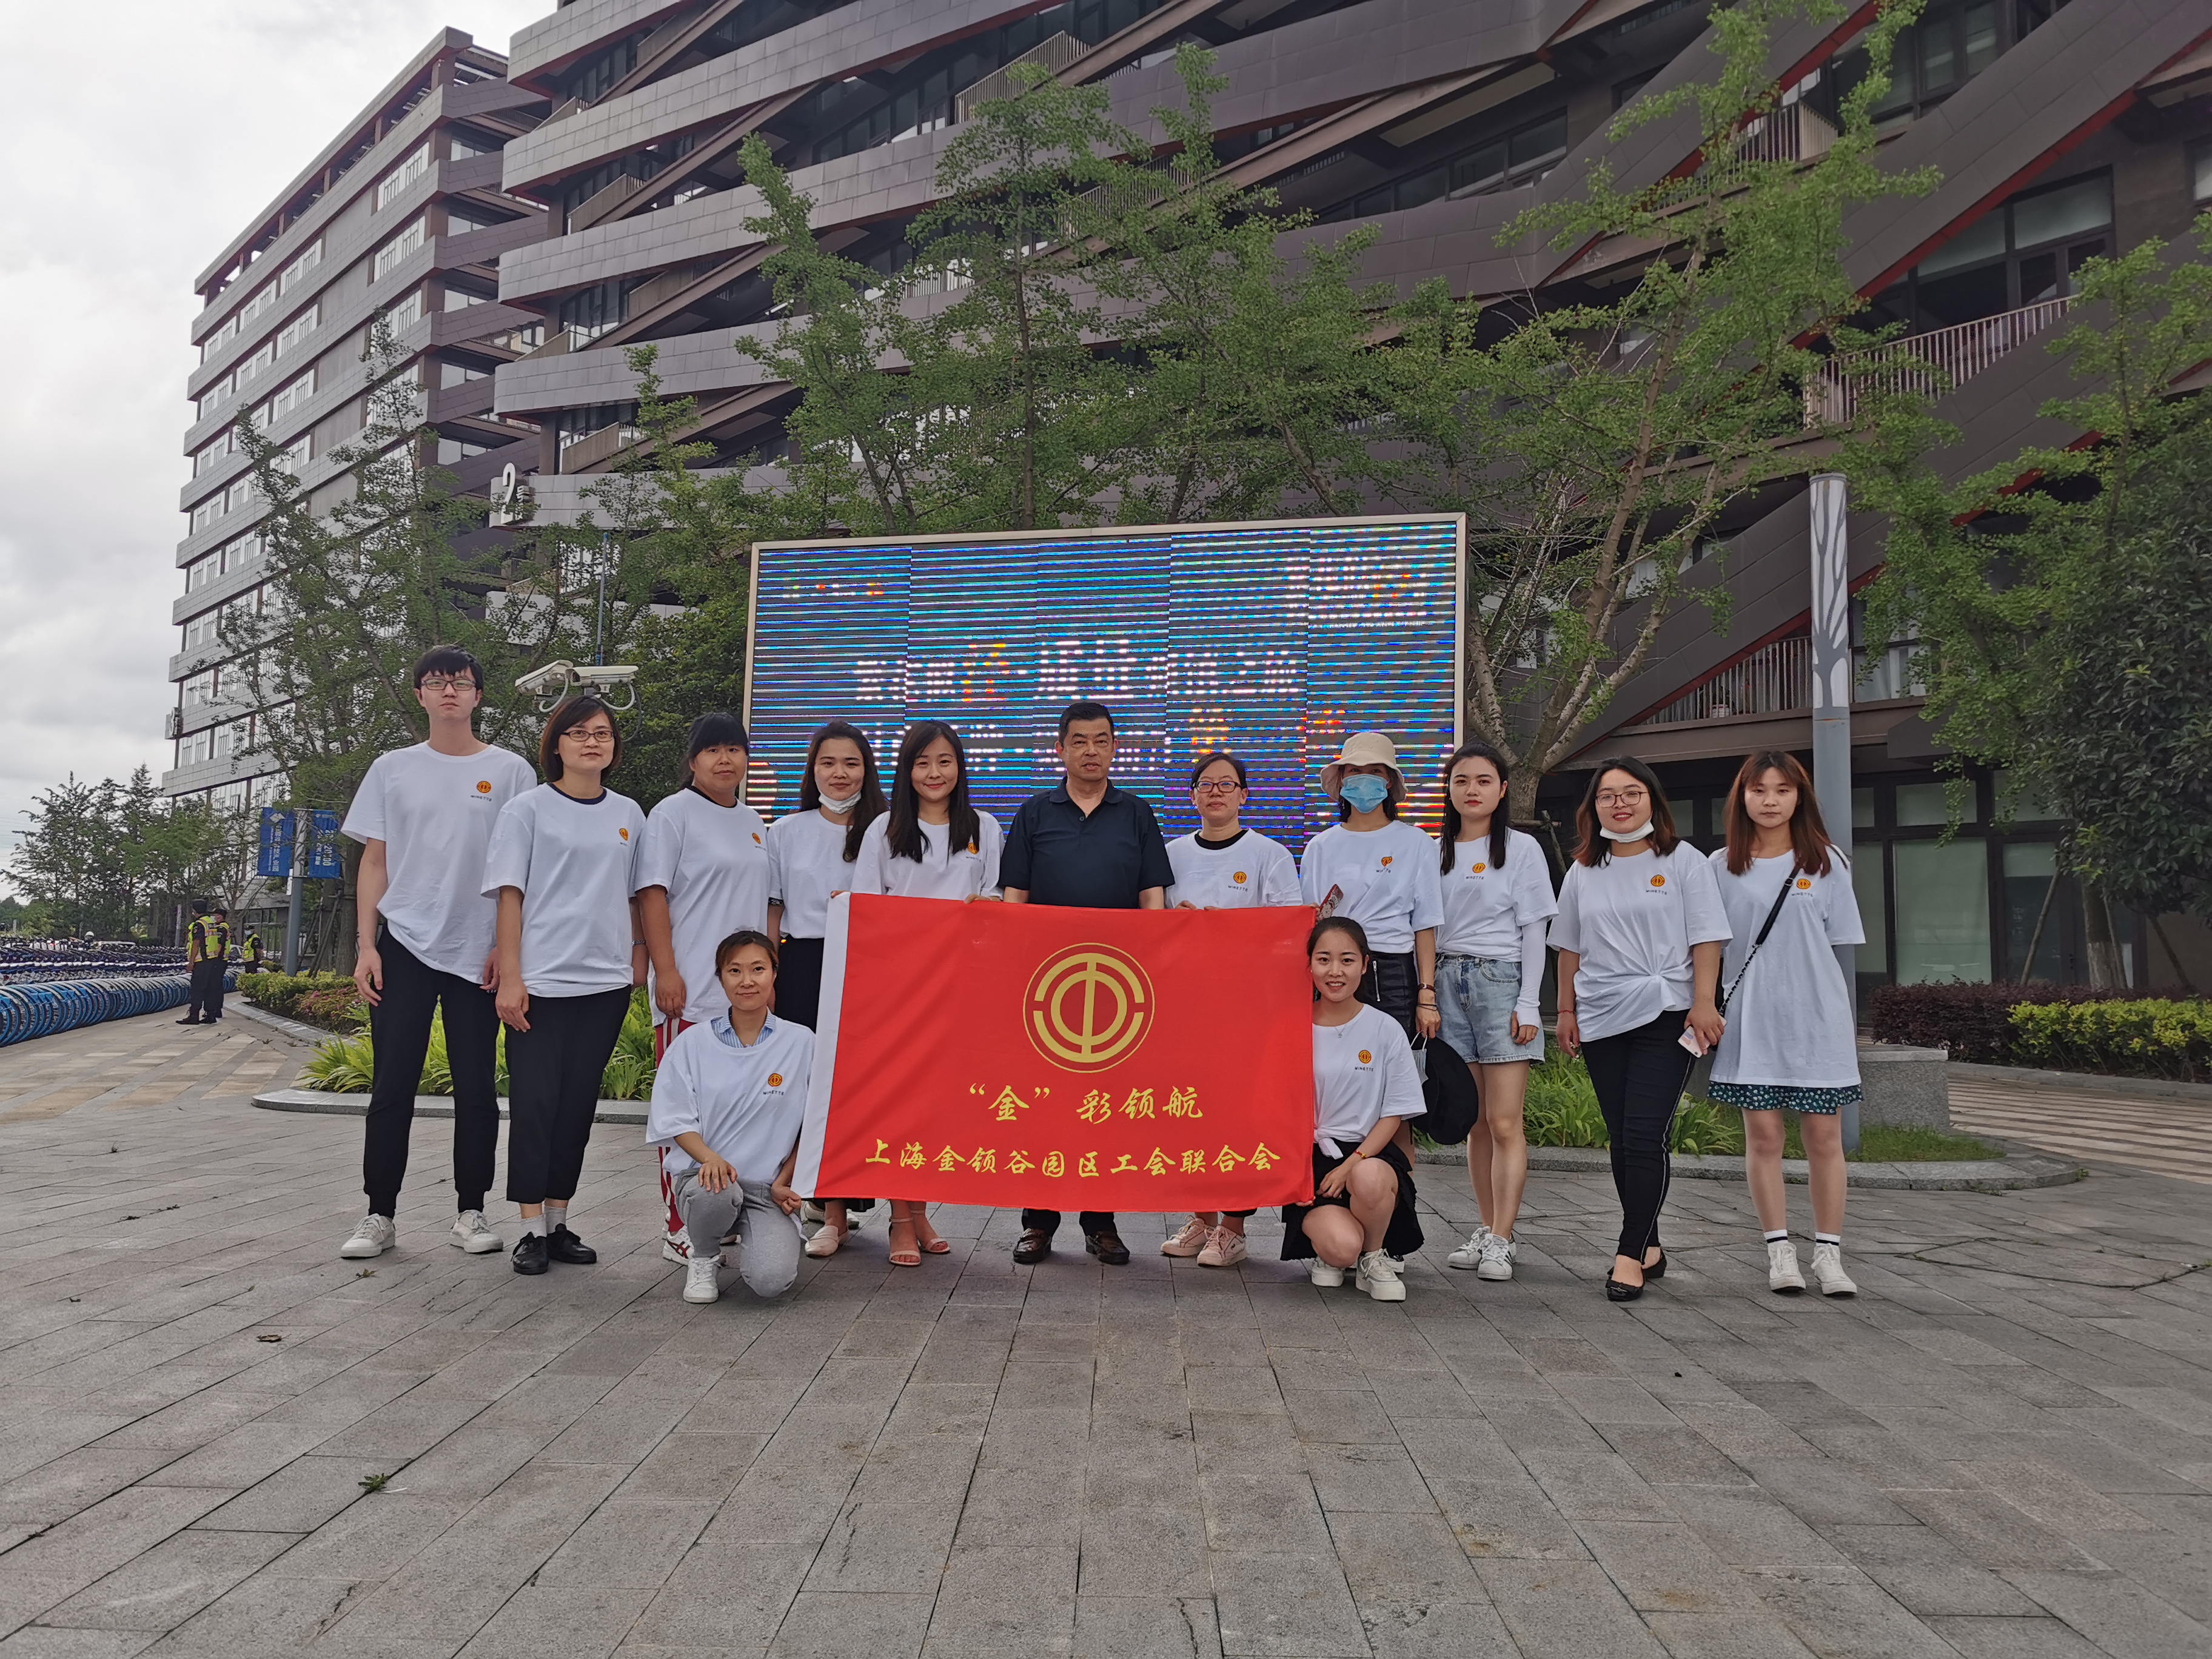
top-left (1549, 756), bottom-right (1729, 1302)
top-left (637, 712), bottom-right (774, 1267)
top-left (848, 719), bottom-right (1002, 1265)
top-left (484, 695), bottom-right (647, 1276)
top-left (1159, 749), bottom-right (1300, 1269)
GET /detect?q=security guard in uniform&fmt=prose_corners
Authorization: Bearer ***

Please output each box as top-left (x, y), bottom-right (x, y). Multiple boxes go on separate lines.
top-left (178, 903), bottom-right (231, 1025)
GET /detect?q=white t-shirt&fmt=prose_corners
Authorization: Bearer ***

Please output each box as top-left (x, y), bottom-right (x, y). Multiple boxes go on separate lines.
top-left (341, 743), bottom-right (537, 980)
top-left (1547, 843), bottom-right (1731, 1044)
top-left (634, 788), bottom-right (773, 1025)
top-left (647, 1012), bottom-right (814, 1182)
top-left (1298, 820), bottom-right (1444, 954)
top-left (849, 812), bottom-right (1004, 900)
top-left (1438, 828), bottom-right (1558, 1028)
top-left (481, 785), bottom-right (646, 997)
top-left (766, 809), bottom-right (860, 936)
top-left (1165, 830), bottom-right (1301, 910)
top-left (1312, 1004), bottom-right (1426, 1156)
top-left (1708, 850), bottom-right (1865, 1088)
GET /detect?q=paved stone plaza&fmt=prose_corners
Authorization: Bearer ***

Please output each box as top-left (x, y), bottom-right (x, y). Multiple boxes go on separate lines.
top-left (2, 1010), bottom-right (2209, 1658)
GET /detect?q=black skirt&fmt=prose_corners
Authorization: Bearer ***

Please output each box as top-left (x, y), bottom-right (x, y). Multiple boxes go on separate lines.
top-left (1359, 950), bottom-right (1420, 1042)
top-left (775, 936), bottom-right (826, 1030)
top-left (1279, 1141), bottom-right (1423, 1261)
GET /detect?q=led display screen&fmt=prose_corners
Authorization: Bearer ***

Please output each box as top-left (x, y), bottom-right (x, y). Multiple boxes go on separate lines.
top-left (743, 516), bottom-right (1464, 843)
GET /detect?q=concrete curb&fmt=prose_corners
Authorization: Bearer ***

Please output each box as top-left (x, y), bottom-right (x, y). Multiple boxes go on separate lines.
top-left (230, 1001), bottom-right (343, 1048)
top-left (1413, 1142), bottom-right (2082, 1190)
top-left (253, 1086), bottom-right (648, 1127)
top-left (1948, 1061), bottom-right (2212, 1104)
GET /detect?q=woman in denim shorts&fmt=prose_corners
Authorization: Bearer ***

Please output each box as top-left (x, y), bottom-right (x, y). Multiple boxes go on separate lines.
top-left (1433, 744), bottom-right (1557, 1281)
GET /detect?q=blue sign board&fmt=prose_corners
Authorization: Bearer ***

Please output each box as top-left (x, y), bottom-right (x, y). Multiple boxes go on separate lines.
top-left (257, 808), bottom-right (345, 879)
top-left (305, 810), bottom-right (343, 879)
top-left (256, 808), bottom-right (293, 879)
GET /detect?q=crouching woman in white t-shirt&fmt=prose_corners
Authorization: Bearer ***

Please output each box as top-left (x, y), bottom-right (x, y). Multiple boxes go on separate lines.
top-left (647, 930), bottom-right (811, 1305)
top-left (1549, 756), bottom-right (1730, 1303)
top-left (484, 696), bottom-right (648, 1277)
top-left (1709, 750), bottom-right (1864, 1298)
top-left (848, 720), bottom-right (1002, 1265)
top-left (1281, 917), bottom-right (1427, 1302)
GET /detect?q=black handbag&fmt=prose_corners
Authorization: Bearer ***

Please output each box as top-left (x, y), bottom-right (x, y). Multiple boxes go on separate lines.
top-left (1416, 1031), bottom-right (1481, 1145)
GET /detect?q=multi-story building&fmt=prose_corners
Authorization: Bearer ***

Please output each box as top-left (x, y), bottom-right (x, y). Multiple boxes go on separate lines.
top-left (167, 28), bottom-right (551, 809)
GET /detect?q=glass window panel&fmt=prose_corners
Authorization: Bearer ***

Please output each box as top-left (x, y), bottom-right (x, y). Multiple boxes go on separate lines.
top-left (1916, 262), bottom-right (2011, 327)
top-left (1853, 844), bottom-right (1889, 971)
top-left (2196, 144), bottom-right (2212, 203)
top-left (1964, 2), bottom-right (1999, 73)
top-left (2019, 251), bottom-right (2060, 304)
top-left (1917, 213), bottom-right (2006, 275)
top-left (1510, 115), bottom-right (1567, 166)
top-left (2002, 841), bottom-right (2064, 981)
top-left (1852, 786), bottom-right (1876, 830)
top-left (1894, 839), bottom-right (1989, 982)
top-left (1894, 780), bottom-right (1960, 825)
top-left (1396, 166), bottom-right (1448, 210)
top-left (1920, 25), bottom-right (1956, 89)
top-left (2011, 176), bottom-right (2111, 248)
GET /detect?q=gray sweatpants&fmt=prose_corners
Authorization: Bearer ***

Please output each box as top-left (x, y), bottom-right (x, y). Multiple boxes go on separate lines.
top-left (674, 1174), bottom-right (802, 1298)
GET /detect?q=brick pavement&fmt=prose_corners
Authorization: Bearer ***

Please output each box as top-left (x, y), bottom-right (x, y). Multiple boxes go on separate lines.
top-left (1, 1008), bottom-right (2208, 1658)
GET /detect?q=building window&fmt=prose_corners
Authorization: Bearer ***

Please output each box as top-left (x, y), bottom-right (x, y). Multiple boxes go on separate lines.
top-left (276, 306), bottom-right (319, 357)
top-left (2194, 141), bottom-right (2212, 204)
top-left (376, 142), bottom-right (432, 210)
top-left (270, 372), bottom-right (315, 422)
top-left (222, 532), bottom-right (263, 573)
top-left (193, 434), bottom-right (232, 477)
top-left (178, 726), bottom-right (214, 768)
top-left (278, 241), bottom-right (323, 295)
top-left (450, 129), bottom-right (502, 159)
top-left (181, 670), bottom-right (219, 710)
top-left (272, 435), bottom-right (312, 475)
top-left (183, 609), bottom-right (221, 651)
top-left (235, 341), bottom-right (276, 390)
top-left (1853, 845), bottom-right (1888, 973)
top-left (1316, 110), bottom-right (1569, 223)
top-left (385, 290), bottom-right (426, 330)
top-left (1892, 839), bottom-right (1991, 983)
top-left (1872, 172), bottom-right (2111, 333)
top-left (374, 218), bottom-right (427, 281)
top-left (184, 555), bottom-right (218, 594)
top-left (196, 374), bottom-right (236, 422)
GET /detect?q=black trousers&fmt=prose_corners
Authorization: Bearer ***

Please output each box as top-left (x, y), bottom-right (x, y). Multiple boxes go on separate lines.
top-left (1359, 951), bottom-right (1419, 1041)
top-left (1022, 1208), bottom-right (1118, 1236)
top-left (774, 936), bottom-right (826, 1030)
top-left (363, 927), bottom-right (502, 1217)
top-left (504, 986), bottom-right (631, 1207)
top-left (184, 960), bottom-right (227, 1022)
top-left (1581, 1008), bottom-right (1692, 1261)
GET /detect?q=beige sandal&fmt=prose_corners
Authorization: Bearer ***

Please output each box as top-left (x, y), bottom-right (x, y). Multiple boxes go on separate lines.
top-left (803, 1223), bottom-right (845, 1259)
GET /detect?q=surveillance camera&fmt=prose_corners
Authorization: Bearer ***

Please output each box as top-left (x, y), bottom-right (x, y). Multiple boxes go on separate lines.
top-left (514, 661), bottom-right (578, 697)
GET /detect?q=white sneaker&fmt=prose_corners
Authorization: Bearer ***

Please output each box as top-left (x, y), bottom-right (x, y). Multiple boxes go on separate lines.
top-left (451, 1211), bottom-right (501, 1254)
top-left (1161, 1216), bottom-right (1210, 1257)
top-left (1810, 1242), bottom-right (1857, 1297)
top-left (1476, 1235), bottom-right (1517, 1281)
top-left (340, 1215), bottom-right (395, 1259)
top-left (1768, 1239), bottom-right (1806, 1295)
top-left (662, 1229), bottom-right (692, 1264)
top-left (1447, 1224), bottom-right (1492, 1270)
top-left (1356, 1250), bottom-right (1407, 1302)
top-left (682, 1257), bottom-right (720, 1304)
top-left (1308, 1259), bottom-right (1346, 1288)
top-left (1196, 1227), bottom-right (1247, 1269)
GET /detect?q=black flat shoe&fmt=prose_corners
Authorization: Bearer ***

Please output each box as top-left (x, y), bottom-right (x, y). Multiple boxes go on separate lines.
top-left (1012, 1228), bottom-right (1054, 1265)
top-left (1085, 1230), bottom-right (1131, 1266)
top-left (1642, 1250), bottom-right (1667, 1279)
top-left (1605, 1273), bottom-right (1644, 1302)
top-left (512, 1233), bottom-right (549, 1275)
top-left (545, 1225), bottom-right (597, 1265)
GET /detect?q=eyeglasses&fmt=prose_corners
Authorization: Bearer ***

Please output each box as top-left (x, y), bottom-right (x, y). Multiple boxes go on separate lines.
top-left (419, 675), bottom-right (477, 693)
top-left (1595, 788), bottom-right (1648, 808)
top-left (562, 726), bottom-right (616, 745)
top-left (1192, 780), bottom-right (1243, 794)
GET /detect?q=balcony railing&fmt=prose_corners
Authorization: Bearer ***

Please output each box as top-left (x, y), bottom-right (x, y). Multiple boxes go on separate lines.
top-left (1640, 634), bottom-right (1811, 725)
top-left (1735, 99), bottom-right (1837, 166)
top-left (1807, 294), bottom-right (2074, 426)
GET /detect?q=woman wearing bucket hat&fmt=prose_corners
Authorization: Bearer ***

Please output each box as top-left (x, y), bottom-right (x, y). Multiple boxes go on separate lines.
top-left (1299, 733), bottom-right (1443, 1047)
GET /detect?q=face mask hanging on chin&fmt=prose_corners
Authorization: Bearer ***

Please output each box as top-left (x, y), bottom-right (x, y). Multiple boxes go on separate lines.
top-left (1339, 776), bottom-right (1392, 814)
top-left (1600, 820), bottom-right (1654, 842)
top-left (819, 791), bottom-right (862, 814)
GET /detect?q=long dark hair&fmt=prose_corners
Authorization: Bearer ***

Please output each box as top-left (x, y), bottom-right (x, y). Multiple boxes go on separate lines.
top-left (796, 720), bottom-right (885, 862)
top-left (1572, 754), bottom-right (1680, 866)
top-left (1724, 749), bottom-right (1835, 877)
top-left (1440, 742), bottom-right (1511, 874)
top-left (885, 720), bottom-right (980, 864)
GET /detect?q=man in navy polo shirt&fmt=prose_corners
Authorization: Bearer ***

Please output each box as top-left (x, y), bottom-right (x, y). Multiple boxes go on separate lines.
top-left (1002, 700), bottom-right (1173, 1266)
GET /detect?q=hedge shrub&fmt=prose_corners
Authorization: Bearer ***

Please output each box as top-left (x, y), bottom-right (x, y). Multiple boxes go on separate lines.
top-left (301, 988), bottom-right (660, 1100)
top-left (1868, 981), bottom-right (2174, 1062)
top-left (242, 972), bottom-right (366, 1031)
top-left (2007, 999), bottom-right (2212, 1082)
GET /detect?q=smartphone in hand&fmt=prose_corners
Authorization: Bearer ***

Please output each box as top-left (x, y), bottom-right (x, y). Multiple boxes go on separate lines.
top-left (1318, 883), bottom-right (1343, 919)
top-left (1677, 1024), bottom-right (1709, 1057)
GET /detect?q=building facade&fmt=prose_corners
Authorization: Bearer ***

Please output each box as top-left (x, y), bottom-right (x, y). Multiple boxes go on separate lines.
top-left (167, 30), bottom-right (551, 809)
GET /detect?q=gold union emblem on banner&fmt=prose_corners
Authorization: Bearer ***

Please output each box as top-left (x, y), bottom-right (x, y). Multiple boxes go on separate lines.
top-left (1024, 945), bottom-right (1153, 1071)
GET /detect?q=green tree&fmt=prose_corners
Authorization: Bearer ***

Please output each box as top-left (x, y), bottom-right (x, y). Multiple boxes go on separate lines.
top-left (1858, 220), bottom-right (2212, 980)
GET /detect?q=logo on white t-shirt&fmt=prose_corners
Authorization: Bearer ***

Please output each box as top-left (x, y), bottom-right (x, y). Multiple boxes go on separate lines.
top-left (618, 826), bottom-right (631, 842)
top-left (474, 780), bottom-right (493, 797)
top-left (766, 1071), bottom-right (785, 1088)
top-left (1356, 1048), bottom-right (1373, 1065)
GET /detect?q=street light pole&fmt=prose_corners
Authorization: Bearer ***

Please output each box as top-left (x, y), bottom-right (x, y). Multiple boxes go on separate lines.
top-left (1809, 472), bottom-right (1858, 1154)
top-left (283, 807), bottom-right (307, 974)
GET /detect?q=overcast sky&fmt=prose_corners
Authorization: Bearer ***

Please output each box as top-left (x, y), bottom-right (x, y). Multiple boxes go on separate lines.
top-left (0, 0), bottom-right (549, 880)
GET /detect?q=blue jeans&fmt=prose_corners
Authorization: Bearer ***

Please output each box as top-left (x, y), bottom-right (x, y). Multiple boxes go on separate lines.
top-left (1435, 956), bottom-right (1542, 1065)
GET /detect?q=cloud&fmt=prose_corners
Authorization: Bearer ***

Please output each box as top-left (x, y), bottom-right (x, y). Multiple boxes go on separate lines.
top-left (0, 0), bottom-right (548, 874)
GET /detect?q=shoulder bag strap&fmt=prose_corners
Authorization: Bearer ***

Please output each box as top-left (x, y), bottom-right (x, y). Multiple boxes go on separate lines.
top-left (1716, 875), bottom-right (1793, 1016)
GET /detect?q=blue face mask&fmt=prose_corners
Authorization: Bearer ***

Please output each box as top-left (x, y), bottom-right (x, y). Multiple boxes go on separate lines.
top-left (1339, 775), bottom-right (1391, 814)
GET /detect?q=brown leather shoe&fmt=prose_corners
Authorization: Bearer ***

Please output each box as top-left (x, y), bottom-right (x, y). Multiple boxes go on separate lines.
top-left (1012, 1228), bottom-right (1054, 1264)
top-left (1085, 1230), bottom-right (1131, 1266)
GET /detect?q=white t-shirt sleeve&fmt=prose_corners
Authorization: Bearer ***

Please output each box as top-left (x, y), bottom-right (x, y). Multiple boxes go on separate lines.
top-left (1827, 854), bottom-right (1868, 946)
top-left (635, 798), bottom-right (684, 894)
top-left (1298, 834), bottom-right (1332, 907)
top-left (341, 758), bottom-right (388, 845)
top-left (646, 1031), bottom-right (702, 1151)
top-left (850, 817), bottom-right (889, 895)
top-left (1260, 837), bottom-right (1301, 906)
top-left (1678, 850), bottom-right (1734, 946)
top-left (977, 813), bottom-right (1004, 896)
top-left (1380, 1022), bottom-right (1426, 1122)
top-left (1515, 920), bottom-right (1548, 1027)
top-left (481, 795), bottom-right (534, 896)
top-left (1548, 865), bottom-right (1583, 956)
top-left (1406, 830), bottom-right (1444, 934)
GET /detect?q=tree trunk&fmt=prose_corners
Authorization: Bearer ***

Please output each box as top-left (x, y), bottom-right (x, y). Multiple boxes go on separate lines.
top-left (2081, 879), bottom-right (2125, 989)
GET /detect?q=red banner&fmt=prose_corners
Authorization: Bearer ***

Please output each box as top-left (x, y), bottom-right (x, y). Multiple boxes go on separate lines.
top-left (796, 895), bottom-right (1315, 1210)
